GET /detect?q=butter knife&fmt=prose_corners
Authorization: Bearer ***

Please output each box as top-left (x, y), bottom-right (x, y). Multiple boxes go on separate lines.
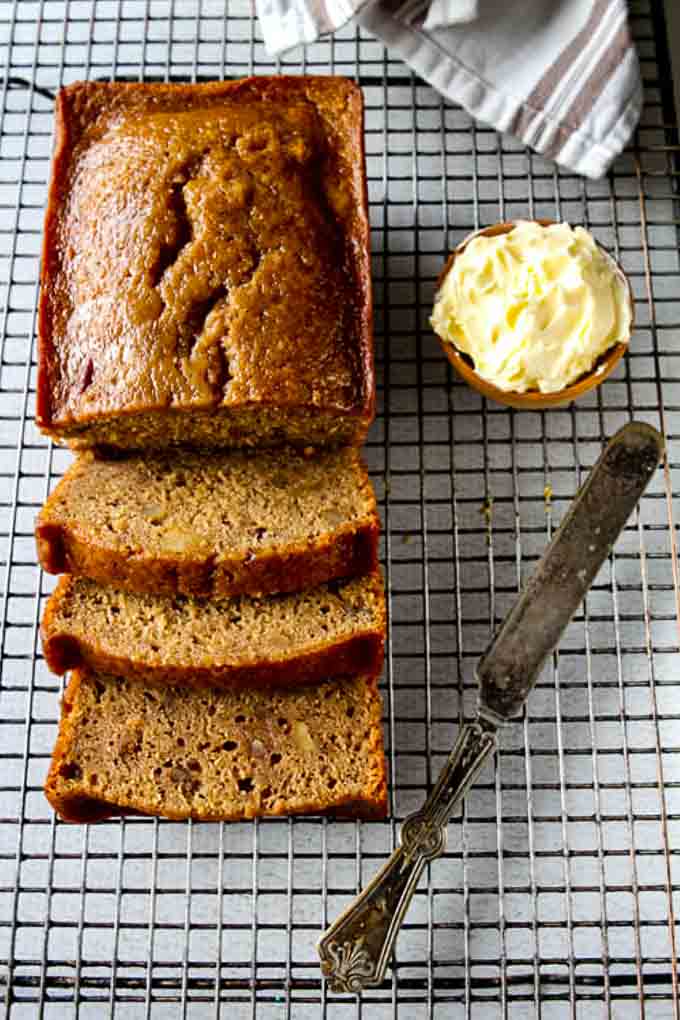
top-left (318, 421), bottom-right (664, 994)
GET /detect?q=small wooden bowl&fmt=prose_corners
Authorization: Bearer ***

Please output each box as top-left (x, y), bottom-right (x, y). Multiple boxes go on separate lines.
top-left (434, 221), bottom-right (633, 410)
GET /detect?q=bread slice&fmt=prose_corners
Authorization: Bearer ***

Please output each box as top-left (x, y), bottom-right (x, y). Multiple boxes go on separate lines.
top-left (45, 669), bottom-right (387, 823)
top-left (42, 572), bottom-right (385, 688)
top-left (36, 447), bottom-right (379, 598)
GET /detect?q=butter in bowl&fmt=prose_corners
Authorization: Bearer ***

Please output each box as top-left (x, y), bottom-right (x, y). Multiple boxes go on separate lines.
top-left (431, 220), bottom-right (633, 409)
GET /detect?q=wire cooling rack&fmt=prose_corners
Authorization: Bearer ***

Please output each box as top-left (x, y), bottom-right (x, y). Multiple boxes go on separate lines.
top-left (1, 1), bottom-right (680, 1016)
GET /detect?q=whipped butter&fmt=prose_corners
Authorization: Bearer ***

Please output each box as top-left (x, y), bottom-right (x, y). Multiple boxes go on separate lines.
top-left (431, 221), bottom-right (631, 394)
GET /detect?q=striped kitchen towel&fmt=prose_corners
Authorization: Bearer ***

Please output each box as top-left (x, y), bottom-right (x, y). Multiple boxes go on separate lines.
top-left (255, 0), bottom-right (642, 179)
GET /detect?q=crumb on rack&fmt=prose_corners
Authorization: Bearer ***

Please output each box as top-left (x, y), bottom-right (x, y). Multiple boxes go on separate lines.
top-left (480, 495), bottom-right (493, 547)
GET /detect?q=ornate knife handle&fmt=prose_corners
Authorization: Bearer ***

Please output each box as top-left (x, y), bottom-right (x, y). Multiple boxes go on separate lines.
top-left (317, 720), bottom-right (498, 993)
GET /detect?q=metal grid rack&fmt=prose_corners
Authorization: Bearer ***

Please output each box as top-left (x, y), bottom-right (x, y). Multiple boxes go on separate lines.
top-left (1, 1), bottom-right (679, 1016)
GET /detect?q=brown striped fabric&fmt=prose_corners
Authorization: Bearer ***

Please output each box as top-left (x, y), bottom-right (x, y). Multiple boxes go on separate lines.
top-left (256, 0), bottom-right (642, 177)
top-left (521, 0), bottom-right (612, 118)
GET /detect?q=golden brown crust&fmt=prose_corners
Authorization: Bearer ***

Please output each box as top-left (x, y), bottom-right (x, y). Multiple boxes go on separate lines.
top-left (37, 77), bottom-right (374, 449)
top-left (38, 88), bottom-right (73, 438)
top-left (41, 573), bottom-right (387, 689)
top-left (44, 670), bottom-right (388, 822)
top-left (35, 520), bottom-right (68, 574)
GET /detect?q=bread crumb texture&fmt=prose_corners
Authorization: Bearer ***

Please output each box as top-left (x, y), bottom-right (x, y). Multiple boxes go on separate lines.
top-left (36, 446), bottom-right (379, 595)
top-left (45, 669), bottom-right (387, 821)
top-left (42, 571), bottom-right (386, 686)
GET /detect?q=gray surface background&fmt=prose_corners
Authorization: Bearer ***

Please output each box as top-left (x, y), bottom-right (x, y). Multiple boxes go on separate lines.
top-left (0, 1), bottom-right (679, 1016)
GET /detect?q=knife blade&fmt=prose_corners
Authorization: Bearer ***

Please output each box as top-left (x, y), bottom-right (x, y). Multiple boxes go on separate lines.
top-left (478, 420), bottom-right (664, 722)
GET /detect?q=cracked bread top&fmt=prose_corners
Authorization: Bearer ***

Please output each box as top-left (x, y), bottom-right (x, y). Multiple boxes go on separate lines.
top-left (37, 77), bottom-right (374, 449)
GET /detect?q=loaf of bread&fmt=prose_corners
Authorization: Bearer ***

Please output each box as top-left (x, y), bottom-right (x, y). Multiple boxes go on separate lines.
top-left (36, 447), bottom-right (379, 597)
top-left (42, 572), bottom-right (385, 688)
top-left (36, 77), bottom-right (373, 450)
top-left (45, 669), bottom-right (387, 822)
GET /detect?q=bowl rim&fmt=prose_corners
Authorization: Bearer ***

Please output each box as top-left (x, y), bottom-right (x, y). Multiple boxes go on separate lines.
top-left (434, 219), bottom-right (634, 409)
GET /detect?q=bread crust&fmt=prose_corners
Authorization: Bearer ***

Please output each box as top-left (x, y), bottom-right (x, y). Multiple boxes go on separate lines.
top-left (44, 670), bottom-right (388, 822)
top-left (41, 573), bottom-right (386, 689)
top-left (37, 77), bottom-right (374, 449)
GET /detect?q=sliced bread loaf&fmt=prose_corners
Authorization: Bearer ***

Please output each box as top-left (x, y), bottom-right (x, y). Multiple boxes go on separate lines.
top-left (36, 447), bottom-right (379, 598)
top-left (45, 669), bottom-right (387, 823)
top-left (42, 572), bottom-right (385, 688)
